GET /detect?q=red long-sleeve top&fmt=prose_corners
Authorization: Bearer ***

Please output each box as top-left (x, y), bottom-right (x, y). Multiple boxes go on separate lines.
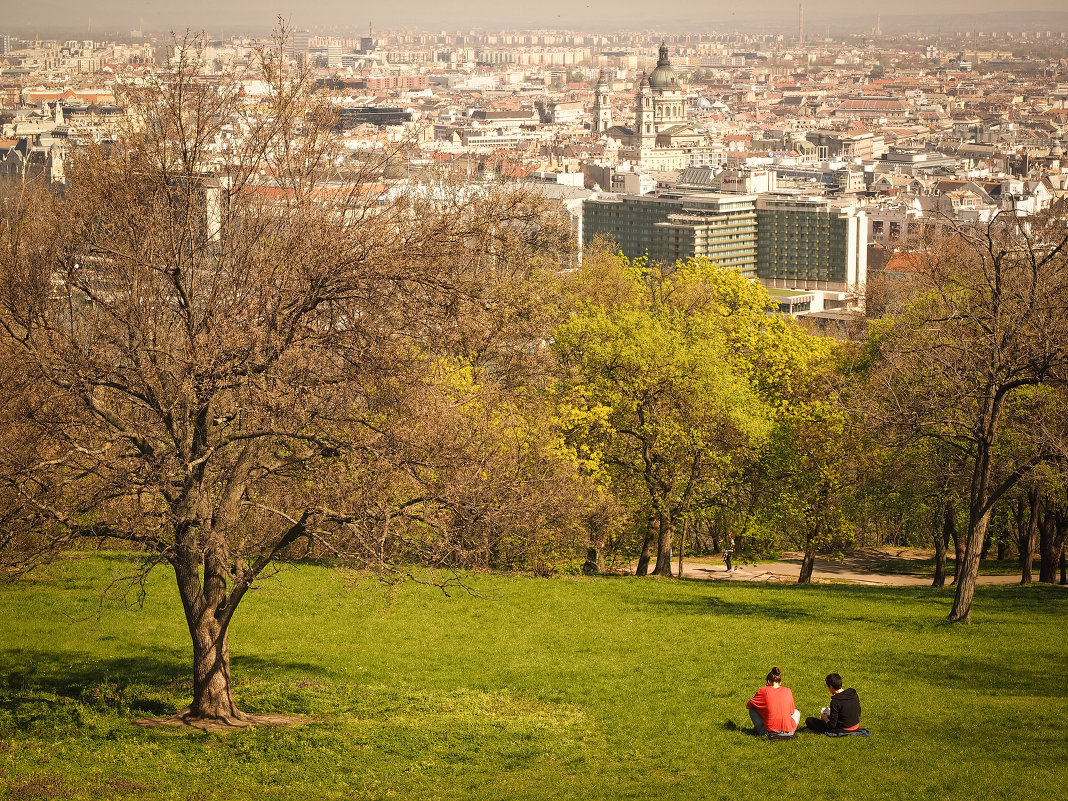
top-left (746, 685), bottom-right (798, 733)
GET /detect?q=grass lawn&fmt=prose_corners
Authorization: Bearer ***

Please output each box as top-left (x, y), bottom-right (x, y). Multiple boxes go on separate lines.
top-left (2, 553), bottom-right (1066, 800)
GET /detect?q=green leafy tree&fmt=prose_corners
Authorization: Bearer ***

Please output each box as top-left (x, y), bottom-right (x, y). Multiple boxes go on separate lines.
top-left (759, 404), bottom-right (855, 582)
top-left (743, 322), bottom-right (856, 582)
top-left (552, 251), bottom-right (771, 576)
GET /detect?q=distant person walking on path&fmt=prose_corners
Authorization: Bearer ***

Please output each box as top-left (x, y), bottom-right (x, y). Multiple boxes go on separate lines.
top-left (723, 536), bottom-right (735, 572)
top-left (746, 667), bottom-right (800, 736)
top-left (804, 673), bottom-right (861, 733)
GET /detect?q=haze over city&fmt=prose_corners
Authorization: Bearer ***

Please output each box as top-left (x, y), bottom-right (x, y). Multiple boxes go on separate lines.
top-left (7, 0), bottom-right (1068, 34)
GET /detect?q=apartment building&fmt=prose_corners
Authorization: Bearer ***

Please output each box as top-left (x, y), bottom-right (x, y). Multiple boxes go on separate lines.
top-left (582, 192), bottom-right (759, 277)
top-left (755, 195), bottom-right (867, 300)
top-left (583, 190), bottom-right (867, 311)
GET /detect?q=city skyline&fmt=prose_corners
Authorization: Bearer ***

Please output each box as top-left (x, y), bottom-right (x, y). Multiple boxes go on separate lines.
top-left (5, 1), bottom-right (1068, 35)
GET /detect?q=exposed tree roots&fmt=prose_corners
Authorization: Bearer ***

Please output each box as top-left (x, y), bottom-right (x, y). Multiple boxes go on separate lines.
top-left (134, 710), bottom-right (318, 732)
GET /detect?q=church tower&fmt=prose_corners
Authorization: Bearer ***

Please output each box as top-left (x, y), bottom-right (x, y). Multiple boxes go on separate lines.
top-left (592, 70), bottom-right (612, 135)
top-left (635, 72), bottom-right (654, 152)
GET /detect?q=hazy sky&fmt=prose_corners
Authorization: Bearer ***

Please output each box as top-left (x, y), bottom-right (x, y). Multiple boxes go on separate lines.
top-left (5, 0), bottom-right (1068, 34)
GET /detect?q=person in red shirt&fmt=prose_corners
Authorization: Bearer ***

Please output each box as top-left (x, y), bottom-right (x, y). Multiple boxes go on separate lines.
top-left (746, 666), bottom-right (800, 735)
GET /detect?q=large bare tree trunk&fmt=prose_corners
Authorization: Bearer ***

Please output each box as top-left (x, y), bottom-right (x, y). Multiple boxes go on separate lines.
top-left (676, 519), bottom-right (688, 579)
top-left (798, 547), bottom-right (816, 584)
top-left (950, 508), bottom-right (990, 622)
top-left (583, 546), bottom-right (605, 575)
top-left (173, 544), bottom-right (247, 725)
top-left (652, 511), bottom-right (674, 577)
top-left (932, 539), bottom-right (947, 587)
top-left (950, 432), bottom-right (996, 622)
top-left (188, 617), bottom-right (243, 723)
top-left (582, 516), bottom-right (606, 575)
top-left (1038, 506), bottom-right (1066, 584)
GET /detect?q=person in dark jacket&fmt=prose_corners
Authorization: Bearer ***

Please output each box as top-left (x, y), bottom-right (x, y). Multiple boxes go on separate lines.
top-left (804, 673), bottom-right (861, 733)
top-left (722, 537), bottom-right (734, 572)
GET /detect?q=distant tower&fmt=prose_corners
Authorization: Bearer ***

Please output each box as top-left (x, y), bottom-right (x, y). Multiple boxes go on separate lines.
top-left (799, 3), bottom-right (805, 45)
top-left (876, 13), bottom-right (882, 37)
top-left (592, 70), bottom-right (612, 135)
top-left (635, 72), bottom-right (654, 151)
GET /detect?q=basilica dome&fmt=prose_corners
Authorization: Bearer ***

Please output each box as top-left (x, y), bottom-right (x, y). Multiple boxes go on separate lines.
top-left (647, 42), bottom-right (681, 90)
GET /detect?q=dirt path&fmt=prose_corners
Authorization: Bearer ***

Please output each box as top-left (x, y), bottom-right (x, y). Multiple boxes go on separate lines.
top-left (679, 548), bottom-right (1023, 586)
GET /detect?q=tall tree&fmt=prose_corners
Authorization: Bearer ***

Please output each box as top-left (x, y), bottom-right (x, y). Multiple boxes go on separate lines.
top-left (759, 404), bottom-right (856, 583)
top-left (0, 35), bottom-right (574, 725)
top-left (745, 324), bottom-right (855, 583)
top-left (865, 211), bottom-right (1068, 622)
top-left (552, 251), bottom-right (771, 576)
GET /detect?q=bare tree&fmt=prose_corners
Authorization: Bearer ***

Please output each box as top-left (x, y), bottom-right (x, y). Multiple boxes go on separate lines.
top-left (0, 34), bottom-right (575, 725)
top-left (867, 210), bottom-right (1068, 622)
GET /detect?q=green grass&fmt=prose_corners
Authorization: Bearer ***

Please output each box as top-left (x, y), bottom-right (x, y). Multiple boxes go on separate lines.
top-left (2, 553), bottom-right (1067, 800)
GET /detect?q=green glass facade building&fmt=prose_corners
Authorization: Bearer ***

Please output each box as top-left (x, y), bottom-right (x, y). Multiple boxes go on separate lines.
top-left (582, 192), bottom-right (759, 277)
top-left (583, 191), bottom-right (866, 295)
top-left (755, 196), bottom-right (866, 291)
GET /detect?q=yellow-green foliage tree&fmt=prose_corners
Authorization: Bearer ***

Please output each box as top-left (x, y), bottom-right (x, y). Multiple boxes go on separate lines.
top-left (551, 249), bottom-right (772, 576)
top-left (736, 310), bottom-right (856, 582)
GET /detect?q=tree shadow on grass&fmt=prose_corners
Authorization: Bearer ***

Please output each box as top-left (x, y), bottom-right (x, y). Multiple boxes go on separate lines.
top-left (0, 648), bottom-right (332, 715)
top-left (872, 649), bottom-right (1068, 698)
top-left (803, 582), bottom-right (1068, 621)
top-left (645, 594), bottom-right (815, 620)
top-left (640, 581), bottom-right (1066, 623)
top-left (0, 648), bottom-right (186, 694)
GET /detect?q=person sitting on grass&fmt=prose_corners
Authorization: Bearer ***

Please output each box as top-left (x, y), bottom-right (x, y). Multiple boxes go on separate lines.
top-left (804, 673), bottom-right (861, 733)
top-left (746, 666), bottom-right (800, 736)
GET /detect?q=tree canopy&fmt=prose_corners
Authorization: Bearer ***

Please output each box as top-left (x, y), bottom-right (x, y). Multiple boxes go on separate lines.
top-left (552, 250), bottom-right (786, 576)
top-left (862, 211), bottom-right (1068, 620)
top-left (0, 35), bottom-right (579, 724)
